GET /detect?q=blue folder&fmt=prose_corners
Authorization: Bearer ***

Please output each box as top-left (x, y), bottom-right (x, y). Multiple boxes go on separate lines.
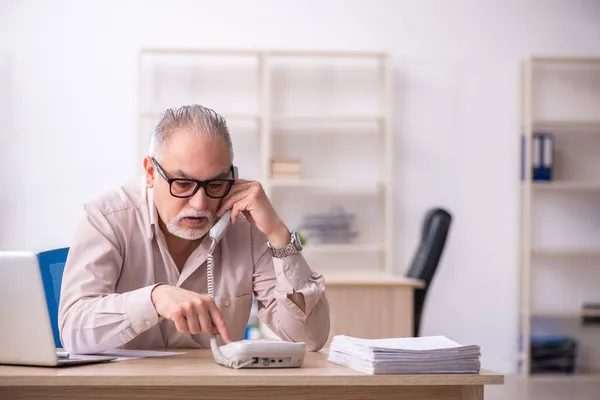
top-left (521, 132), bottom-right (554, 181)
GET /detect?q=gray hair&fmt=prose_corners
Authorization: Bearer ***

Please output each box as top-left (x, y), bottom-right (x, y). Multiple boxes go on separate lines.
top-left (149, 104), bottom-right (234, 161)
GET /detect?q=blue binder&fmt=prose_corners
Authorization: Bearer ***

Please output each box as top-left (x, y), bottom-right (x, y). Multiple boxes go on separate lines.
top-left (521, 132), bottom-right (554, 181)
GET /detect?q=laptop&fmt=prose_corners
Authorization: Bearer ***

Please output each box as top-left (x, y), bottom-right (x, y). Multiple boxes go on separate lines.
top-left (0, 251), bottom-right (116, 367)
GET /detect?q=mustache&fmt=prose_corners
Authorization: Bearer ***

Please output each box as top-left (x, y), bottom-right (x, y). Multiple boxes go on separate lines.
top-left (174, 209), bottom-right (215, 221)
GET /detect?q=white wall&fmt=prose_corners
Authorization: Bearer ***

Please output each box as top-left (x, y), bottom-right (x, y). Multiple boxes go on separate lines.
top-left (1, 0), bottom-right (599, 373)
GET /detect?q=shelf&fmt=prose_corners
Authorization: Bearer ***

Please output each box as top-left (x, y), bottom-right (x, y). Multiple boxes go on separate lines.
top-left (525, 181), bottom-right (600, 191)
top-left (302, 243), bottom-right (384, 254)
top-left (138, 47), bottom-right (395, 276)
top-left (268, 179), bottom-right (384, 193)
top-left (139, 48), bottom-right (387, 59)
top-left (530, 56), bottom-right (600, 65)
top-left (518, 56), bottom-right (600, 379)
top-left (266, 49), bottom-right (388, 59)
top-left (529, 373), bottom-right (600, 382)
top-left (526, 310), bottom-right (600, 318)
top-left (140, 112), bottom-right (261, 122)
top-left (532, 248), bottom-right (600, 259)
top-left (271, 116), bottom-right (384, 136)
top-left (271, 116), bottom-right (384, 124)
top-left (139, 48), bottom-right (260, 56)
top-left (272, 129), bottom-right (379, 136)
top-left (530, 120), bottom-right (600, 134)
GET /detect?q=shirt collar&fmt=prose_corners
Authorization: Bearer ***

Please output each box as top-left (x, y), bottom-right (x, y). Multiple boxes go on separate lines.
top-left (145, 183), bottom-right (159, 241)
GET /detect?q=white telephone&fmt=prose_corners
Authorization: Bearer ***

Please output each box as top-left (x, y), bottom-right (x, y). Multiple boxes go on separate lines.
top-left (205, 172), bottom-right (306, 369)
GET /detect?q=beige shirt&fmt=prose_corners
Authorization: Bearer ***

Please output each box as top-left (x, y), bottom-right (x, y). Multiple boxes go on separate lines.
top-left (58, 178), bottom-right (330, 354)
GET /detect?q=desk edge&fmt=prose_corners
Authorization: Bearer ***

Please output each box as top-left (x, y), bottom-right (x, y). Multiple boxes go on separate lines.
top-left (0, 373), bottom-right (504, 387)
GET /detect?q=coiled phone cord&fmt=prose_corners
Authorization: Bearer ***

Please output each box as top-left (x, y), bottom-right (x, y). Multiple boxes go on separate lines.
top-left (207, 239), bottom-right (254, 369)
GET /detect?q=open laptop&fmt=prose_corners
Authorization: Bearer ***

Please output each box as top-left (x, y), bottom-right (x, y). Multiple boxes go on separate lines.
top-left (0, 251), bottom-right (116, 367)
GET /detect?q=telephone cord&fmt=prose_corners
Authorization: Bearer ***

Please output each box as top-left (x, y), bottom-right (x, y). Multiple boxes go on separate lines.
top-left (207, 240), bottom-right (253, 369)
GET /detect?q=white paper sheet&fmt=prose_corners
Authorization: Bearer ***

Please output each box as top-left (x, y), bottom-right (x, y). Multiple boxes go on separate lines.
top-left (327, 335), bottom-right (481, 374)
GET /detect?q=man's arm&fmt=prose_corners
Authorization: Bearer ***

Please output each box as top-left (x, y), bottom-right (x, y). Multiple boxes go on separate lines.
top-left (250, 227), bottom-right (330, 351)
top-left (58, 205), bottom-right (160, 354)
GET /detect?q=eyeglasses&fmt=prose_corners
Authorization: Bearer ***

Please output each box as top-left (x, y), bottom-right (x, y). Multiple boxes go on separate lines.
top-left (152, 158), bottom-right (235, 199)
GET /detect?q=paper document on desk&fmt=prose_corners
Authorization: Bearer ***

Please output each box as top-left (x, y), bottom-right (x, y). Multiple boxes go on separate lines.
top-left (74, 349), bottom-right (184, 361)
top-left (327, 335), bottom-right (481, 374)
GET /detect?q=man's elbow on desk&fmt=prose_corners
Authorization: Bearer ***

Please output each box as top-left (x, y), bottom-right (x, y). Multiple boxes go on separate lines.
top-left (309, 300), bottom-right (331, 351)
top-left (59, 321), bottom-right (110, 355)
top-left (305, 325), bottom-right (330, 352)
top-left (59, 326), bottom-right (97, 355)
top-left (301, 297), bottom-right (330, 352)
top-left (60, 323), bottom-right (139, 355)
top-left (272, 296), bottom-right (330, 352)
top-left (59, 309), bottom-right (137, 355)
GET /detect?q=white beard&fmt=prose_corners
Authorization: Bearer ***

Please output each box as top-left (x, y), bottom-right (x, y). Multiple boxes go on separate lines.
top-left (166, 209), bottom-right (215, 240)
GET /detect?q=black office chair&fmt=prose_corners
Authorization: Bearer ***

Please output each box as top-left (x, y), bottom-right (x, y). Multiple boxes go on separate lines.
top-left (405, 208), bottom-right (452, 337)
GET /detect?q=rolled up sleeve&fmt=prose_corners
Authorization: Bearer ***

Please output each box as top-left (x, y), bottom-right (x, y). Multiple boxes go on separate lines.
top-left (251, 227), bottom-right (330, 351)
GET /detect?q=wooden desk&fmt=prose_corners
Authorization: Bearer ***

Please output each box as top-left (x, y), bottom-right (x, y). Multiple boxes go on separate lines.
top-left (324, 273), bottom-right (424, 344)
top-left (0, 349), bottom-right (503, 400)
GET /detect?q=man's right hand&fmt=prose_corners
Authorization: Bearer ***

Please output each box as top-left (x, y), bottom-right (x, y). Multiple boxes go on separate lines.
top-left (150, 284), bottom-right (232, 343)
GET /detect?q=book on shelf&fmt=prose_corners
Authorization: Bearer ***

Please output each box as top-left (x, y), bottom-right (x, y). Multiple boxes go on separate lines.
top-left (271, 158), bottom-right (301, 180)
top-left (299, 206), bottom-right (358, 244)
top-left (271, 172), bottom-right (302, 180)
top-left (327, 335), bottom-right (481, 375)
top-left (520, 132), bottom-right (554, 181)
top-left (582, 303), bottom-right (600, 325)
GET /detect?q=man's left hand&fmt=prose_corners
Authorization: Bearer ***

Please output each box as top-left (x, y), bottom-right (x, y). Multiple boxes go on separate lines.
top-left (217, 179), bottom-right (290, 247)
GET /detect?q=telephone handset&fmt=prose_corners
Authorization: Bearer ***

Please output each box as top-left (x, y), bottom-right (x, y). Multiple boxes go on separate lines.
top-left (206, 166), bottom-right (239, 254)
top-left (205, 168), bottom-right (306, 370)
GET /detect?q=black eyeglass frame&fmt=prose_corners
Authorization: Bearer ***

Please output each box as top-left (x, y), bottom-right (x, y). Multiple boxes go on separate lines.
top-left (152, 157), bottom-right (236, 199)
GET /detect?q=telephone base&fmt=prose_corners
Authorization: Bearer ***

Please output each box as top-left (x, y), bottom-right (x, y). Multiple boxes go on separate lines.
top-left (217, 339), bottom-right (306, 369)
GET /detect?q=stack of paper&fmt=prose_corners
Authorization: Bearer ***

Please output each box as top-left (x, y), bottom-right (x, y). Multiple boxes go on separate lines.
top-left (327, 335), bottom-right (481, 374)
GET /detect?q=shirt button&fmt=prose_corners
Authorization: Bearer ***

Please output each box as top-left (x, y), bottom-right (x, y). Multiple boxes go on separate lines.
top-left (224, 300), bottom-right (231, 307)
top-left (277, 271), bottom-right (281, 276)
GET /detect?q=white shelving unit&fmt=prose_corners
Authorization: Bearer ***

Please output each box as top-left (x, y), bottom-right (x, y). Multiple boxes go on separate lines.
top-left (137, 49), bottom-right (395, 275)
top-left (519, 56), bottom-right (600, 379)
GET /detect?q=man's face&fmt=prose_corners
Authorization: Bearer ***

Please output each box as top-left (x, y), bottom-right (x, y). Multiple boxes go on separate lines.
top-left (144, 130), bottom-right (233, 241)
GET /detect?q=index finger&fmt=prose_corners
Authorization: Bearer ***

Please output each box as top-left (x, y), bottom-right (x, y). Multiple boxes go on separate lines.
top-left (207, 302), bottom-right (232, 343)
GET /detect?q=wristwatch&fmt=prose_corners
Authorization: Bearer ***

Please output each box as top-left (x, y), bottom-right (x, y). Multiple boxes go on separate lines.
top-left (268, 230), bottom-right (303, 258)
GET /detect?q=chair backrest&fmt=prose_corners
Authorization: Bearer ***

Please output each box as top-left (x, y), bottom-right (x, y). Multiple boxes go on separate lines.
top-left (406, 208), bottom-right (452, 336)
top-left (36, 247), bottom-right (69, 348)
